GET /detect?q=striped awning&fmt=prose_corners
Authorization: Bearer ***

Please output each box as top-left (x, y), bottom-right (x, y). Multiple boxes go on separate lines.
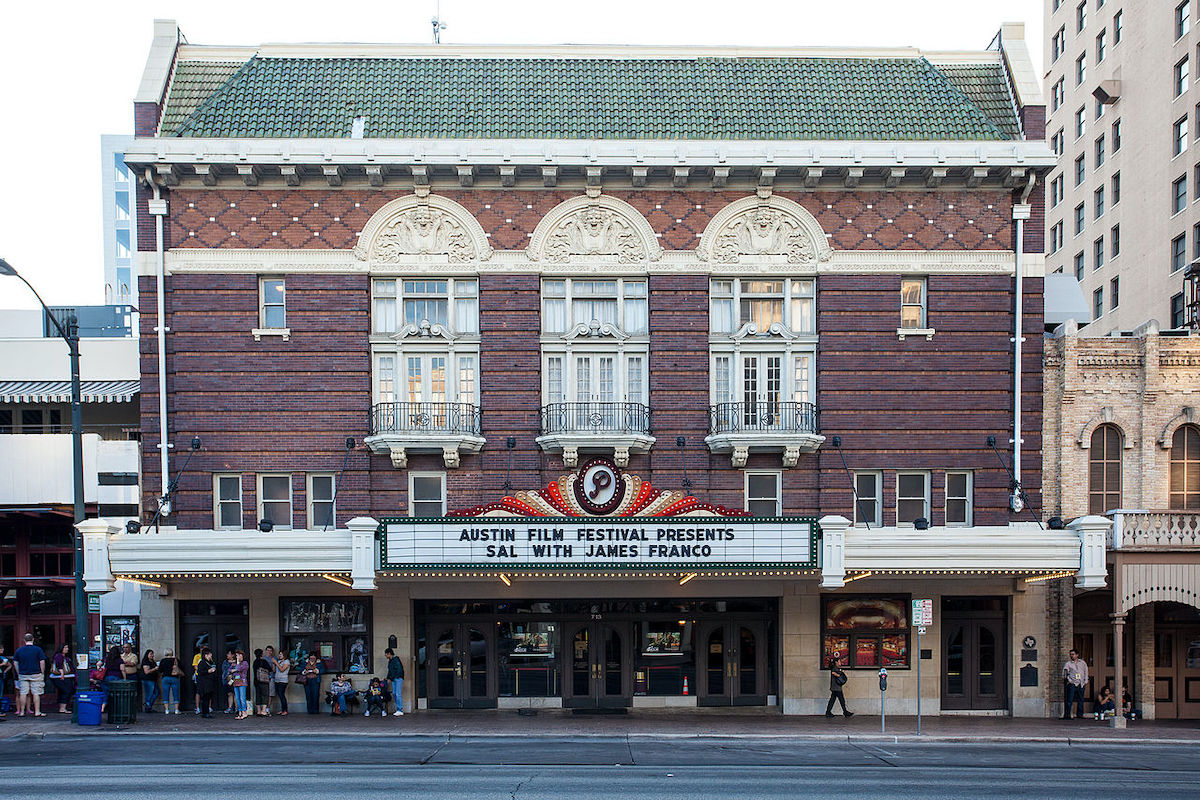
top-left (0, 379), bottom-right (140, 404)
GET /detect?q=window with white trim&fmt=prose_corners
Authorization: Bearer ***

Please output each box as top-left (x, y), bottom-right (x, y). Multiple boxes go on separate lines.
top-left (258, 474), bottom-right (292, 530)
top-left (896, 472), bottom-right (930, 526)
top-left (945, 471), bottom-right (973, 526)
top-left (744, 471), bottom-right (781, 517)
top-left (854, 472), bottom-right (882, 528)
top-left (307, 473), bottom-right (335, 529)
top-left (214, 474), bottom-right (242, 530)
top-left (542, 278), bottom-right (646, 335)
top-left (709, 278), bottom-right (818, 423)
top-left (899, 278), bottom-right (927, 329)
top-left (409, 472), bottom-right (446, 517)
top-left (259, 277), bottom-right (286, 329)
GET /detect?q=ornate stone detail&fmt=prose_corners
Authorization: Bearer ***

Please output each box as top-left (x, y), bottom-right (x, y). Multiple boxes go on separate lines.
top-left (389, 446), bottom-right (408, 469)
top-left (354, 194), bottom-right (492, 264)
top-left (527, 195), bottom-right (661, 263)
top-left (731, 446), bottom-right (749, 469)
top-left (562, 446), bottom-right (580, 469)
top-left (442, 447), bottom-right (461, 469)
top-left (613, 446), bottom-right (631, 469)
top-left (697, 195), bottom-right (833, 265)
top-left (782, 446), bottom-right (801, 468)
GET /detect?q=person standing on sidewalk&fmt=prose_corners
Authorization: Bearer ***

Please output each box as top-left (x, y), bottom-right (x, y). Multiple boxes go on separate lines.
top-left (140, 649), bottom-right (160, 712)
top-left (51, 644), bottom-right (74, 714)
top-left (13, 634), bottom-right (47, 717)
top-left (252, 648), bottom-right (272, 717)
top-left (158, 649), bottom-right (182, 714)
top-left (300, 654), bottom-right (323, 714)
top-left (195, 647), bottom-right (217, 718)
top-left (229, 650), bottom-right (249, 720)
top-left (824, 656), bottom-right (854, 718)
top-left (271, 648), bottom-right (290, 716)
top-left (385, 648), bottom-right (404, 716)
top-left (1061, 649), bottom-right (1088, 720)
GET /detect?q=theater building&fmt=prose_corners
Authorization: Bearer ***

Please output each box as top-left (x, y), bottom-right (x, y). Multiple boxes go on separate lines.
top-left (81, 20), bottom-right (1105, 716)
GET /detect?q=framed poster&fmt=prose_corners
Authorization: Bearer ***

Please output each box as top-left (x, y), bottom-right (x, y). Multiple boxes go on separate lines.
top-left (509, 623), bottom-right (555, 658)
top-left (821, 595), bottom-right (910, 669)
top-left (642, 626), bottom-right (684, 656)
top-left (102, 616), bottom-right (140, 654)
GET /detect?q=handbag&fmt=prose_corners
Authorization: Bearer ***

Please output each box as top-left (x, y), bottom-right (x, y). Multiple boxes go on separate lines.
top-left (256, 666), bottom-right (271, 683)
top-left (172, 662), bottom-right (184, 678)
top-left (295, 674), bottom-right (308, 685)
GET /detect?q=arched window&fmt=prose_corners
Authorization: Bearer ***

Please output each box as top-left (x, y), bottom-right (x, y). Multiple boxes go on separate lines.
top-left (1088, 424), bottom-right (1122, 515)
top-left (1169, 424), bottom-right (1200, 509)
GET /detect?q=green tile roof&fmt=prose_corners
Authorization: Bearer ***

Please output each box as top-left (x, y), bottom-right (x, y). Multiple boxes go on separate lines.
top-left (158, 60), bottom-right (244, 135)
top-left (163, 56), bottom-right (1015, 141)
top-left (935, 63), bottom-right (1021, 139)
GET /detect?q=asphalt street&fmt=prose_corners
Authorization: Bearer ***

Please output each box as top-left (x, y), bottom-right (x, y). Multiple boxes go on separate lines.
top-left (1, 735), bottom-right (1196, 799)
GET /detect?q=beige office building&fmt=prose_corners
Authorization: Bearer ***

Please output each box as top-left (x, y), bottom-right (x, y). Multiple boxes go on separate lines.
top-left (1045, 0), bottom-right (1198, 333)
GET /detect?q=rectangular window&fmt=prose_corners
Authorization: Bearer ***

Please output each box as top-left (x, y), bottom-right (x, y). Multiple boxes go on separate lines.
top-left (1194, 222), bottom-right (1200, 259)
top-left (1075, 155), bottom-right (1086, 185)
top-left (853, 472), bottom-right (882, 528)
top-left (1093, 287), bottom-right (1104, 319)
top-left (945, 471), bottom-right (973, 526)
top-left (1094, 237), bottom-right (1105, 269)
top-left (1178, 1), bottom-right (1191, 40)
top-left (1052, 78), bottom-right (1065, 111)
top-left (1172, 293), bottom-right (1186, 328)
top-left (1074, 203), bottom-right (1085, 234)
top-left (1051, 221), bottom-right (1064, 254)
top-left (1053, 27), bottom-right (1066, 62)
top-left (711, 278), bottom-right (816, 335)
top-left (260, 277), bottom-right (285, 329)
top-left (1173, 234), bottom-right (1188, 272)
top-left (279, 597), bottom-right (371, 675)
top-left (822, 596), bottom-right (910, 670)
top-left (409, 473), bottom-right (446, 517)
top-left (1077, 0), bottom-right (1087, 32)
top-left (1075, 106), bottom-right (1086, 139)
top-left (1096, 28), bottom-right (1108, 62)
top-left (1111, 224), bottom-right (1121, 257)
top-left (1176, 117), bottom-right (1190, 157)
top-left (1174, 175), bottom-right (1188, 214)
top-left (745, 472), bottom-right (781, 517)
top-left (899, 278), bottom-right (926, 329)
top-left (1112, 171), bottom-right (1121, 204)
top-left (454, 280), bottom-right (479, 335)
top-left (896, 472), bottom-right (931, 525)
top-left (1195, 164), bottom-right (1200, 199)
top-left (1112, 119), bottom-right (1121, 150)
top-left (307, 473), bottom-right (335, 529)
top-left (1110, 277), bottom-right (1120, 310)
top-left (1075, 251), bottom-right (1086, 281)
top-left (1177, 57), bottom-right (1190, 98)
top-left (371, 278), bottom-right (478, 336)
top-left (372, 279), bottom-right (397, 333)
top-left (1076, 53), bottom-right (1087, 85)
top-left (1051, 174), bottom-right (1064, 207)
top-left (1052, 129), bottom-right (1064, 156)
top-left (258, 474), bottom-right (292, 530)
top-left (214, 474), bottom-right (242, 530)
top-left (1094, 96), bottom-right (1106, 121)
top-left (790, 279), bottom-right (816, 334)
top-left (1094, 186), bottom-right (1105, 218)
top-left (1095, 134), bottom-right (1106, 166)
top-left (542, 278), bottom-right (647, 335)
top-left (1114, 10), bottom-right (1123, 43)
top-left (402, 279), bottom-right (448, 328)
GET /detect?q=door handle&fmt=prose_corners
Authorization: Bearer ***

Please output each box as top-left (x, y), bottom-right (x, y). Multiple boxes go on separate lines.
top-left (455, 661), bottom-right (463, 678)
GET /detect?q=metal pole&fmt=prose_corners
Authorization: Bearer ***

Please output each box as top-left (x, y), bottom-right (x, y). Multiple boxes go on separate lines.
top-left (916, 628), bottom-right (922, 736)
top-left (880, 684), bottom-right (885, 734)
top-left (68, 315), bottom-right (87, 724)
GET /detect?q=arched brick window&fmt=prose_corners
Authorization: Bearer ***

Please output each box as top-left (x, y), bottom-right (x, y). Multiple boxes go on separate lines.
top-left (1169, 424), bottom-right (1200, 509)
top-left (1088, 424), bottom-right (1123, 515)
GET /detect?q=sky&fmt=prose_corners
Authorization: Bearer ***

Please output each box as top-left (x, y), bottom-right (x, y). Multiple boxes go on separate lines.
top-left (0, 0), bottom-right (1044, 310)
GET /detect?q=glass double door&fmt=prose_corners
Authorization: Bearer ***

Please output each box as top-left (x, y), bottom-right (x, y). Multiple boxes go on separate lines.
top-left (697, 622), bottom-right (768, 706)
top-left (428, 623), bottom-right (496, 709)
top-left (941, 616), bottom-right (1007, 710)
top-left (564, 622), bottom-right (631, 708)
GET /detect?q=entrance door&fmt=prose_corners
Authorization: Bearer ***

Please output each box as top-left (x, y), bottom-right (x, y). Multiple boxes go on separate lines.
top-left (564, 623), bottom-right (630, 708)
top-left (1154, 626), bottom-right (1200, 719)
top-left (427, 623), bottom-right (495, 709)
top-left (180, 616), bottom-right (248, 712)
top-left (697, 622), bottom-right (768, 706)
top-left (942, 616), bottom-right (1007, 710)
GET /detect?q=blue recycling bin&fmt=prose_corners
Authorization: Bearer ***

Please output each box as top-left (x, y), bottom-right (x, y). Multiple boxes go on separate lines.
top-left (76, 691), bottom-right (105, 726)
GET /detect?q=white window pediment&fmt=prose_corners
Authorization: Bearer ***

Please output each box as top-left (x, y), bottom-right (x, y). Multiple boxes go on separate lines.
top-left (392, 321), bottom-right (458, 341)
top-left (562, 321), bottom-right (631, 341)
top-left (697, 195), bottom-right (833, 266)
top-left (527, 194), bottom-right (662, 264)
top-left (354, 194), bottom-right (493, 265)
top-left (731, 321), bottom-right (801, 341)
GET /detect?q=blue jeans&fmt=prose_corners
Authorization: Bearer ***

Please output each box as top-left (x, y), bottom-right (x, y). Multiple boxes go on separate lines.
top-left (304, 678), bottom-right (321, 714)
top-left (161, 676), bottom-right (180, 707)
top-left (335, 692), bottom-right (349, 714)
top-left (233, 685), bottom-right (247, 713)
top-left (142, 680), bottom-right (159, 709)
top-left (1065, 682), bottom-right (1086, 718)
top-left (391, 678), bottom-right (404, 713)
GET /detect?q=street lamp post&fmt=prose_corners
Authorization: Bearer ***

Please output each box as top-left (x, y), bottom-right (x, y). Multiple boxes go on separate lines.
top-left (0, 257), bottom-right (89, 723)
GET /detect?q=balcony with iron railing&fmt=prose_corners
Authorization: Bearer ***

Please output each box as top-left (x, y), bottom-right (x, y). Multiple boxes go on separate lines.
top-left (364, 401), bottom-right (485, 469)
top-left (536, 401), bottom-right (654, 468)
top-left (705, 401), bottom-right (824, 468)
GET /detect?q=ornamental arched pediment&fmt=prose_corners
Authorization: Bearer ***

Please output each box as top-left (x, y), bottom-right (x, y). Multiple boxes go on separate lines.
top-left (697, 195), bottom-right (832, 265)
top-left (526, 194), bottom-right (661, 264)
top-left (354, 194), bottom-right (493, 264)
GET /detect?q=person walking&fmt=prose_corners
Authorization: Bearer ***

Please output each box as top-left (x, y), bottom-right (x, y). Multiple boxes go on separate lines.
top-left (824, 656), bottom-right (854, 718)
top-left (1061, 648), bottom-right (1089, 719)
top-left (50, 644), bottom-right (75, 714)
top-left (140, 649), bottom-right (160, 712)
top-left (271, 647), bottom-right (290, 716)
top-left (195, 647), bottom-right (218, 718)
top-left (300, 654), bottom-right (323, 714)
top-left (229, 650), bottom-right (249, 719)
top-left (252, 648), bottom-right (272, 717)
top-left (13, 634), bottom-right (47, 717)
top-left (385, 647), bottom-right (405, 716)
top-left (158, 649), bottom-right (182, 714)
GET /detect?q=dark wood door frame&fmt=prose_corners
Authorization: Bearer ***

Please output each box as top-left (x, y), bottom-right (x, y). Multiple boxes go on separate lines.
top-left (427, 623), bottom-right (497, 709)
top-left (696, 621), bottom-right (768, 707)
top-left (941, 614), bottom-right (1007, 711)
top-left (563, 621), bottom-right (632, 708)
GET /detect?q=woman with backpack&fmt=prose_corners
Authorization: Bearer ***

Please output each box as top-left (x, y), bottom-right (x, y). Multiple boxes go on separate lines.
top-left (825, 656), bottom-right (854, 718)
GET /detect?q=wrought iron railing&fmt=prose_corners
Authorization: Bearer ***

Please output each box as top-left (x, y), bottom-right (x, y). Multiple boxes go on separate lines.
top-left (540, 402), bottom-right (652, 436)
top-left (370, 402), bottom-right (481, 436)
top-left (709, 401), bottom-right (819, 435)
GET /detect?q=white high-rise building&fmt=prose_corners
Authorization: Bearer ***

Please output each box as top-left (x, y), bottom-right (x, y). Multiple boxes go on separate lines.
top-left (101, 134), bottom-right (137, 306)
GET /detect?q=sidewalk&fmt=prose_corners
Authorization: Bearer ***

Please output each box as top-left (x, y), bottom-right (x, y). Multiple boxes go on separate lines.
top-left (5, 707), bottom-right (1198, 743)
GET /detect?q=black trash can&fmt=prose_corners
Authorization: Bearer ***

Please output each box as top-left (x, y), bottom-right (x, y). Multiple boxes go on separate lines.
top-left (106, 680), bottom-right (139, 725)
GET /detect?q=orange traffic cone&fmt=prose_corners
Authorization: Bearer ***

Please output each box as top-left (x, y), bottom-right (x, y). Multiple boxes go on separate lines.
top-left (682, 677), bottom-right (689, 696)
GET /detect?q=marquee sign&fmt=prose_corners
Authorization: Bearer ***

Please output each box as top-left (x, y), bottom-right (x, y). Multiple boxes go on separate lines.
top-left (379, 459), bottom-right (817, 570)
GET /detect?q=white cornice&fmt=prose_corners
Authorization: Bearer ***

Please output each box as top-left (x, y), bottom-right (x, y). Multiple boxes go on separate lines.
top-left (127, 138), bottom-right (1055, 170)
top-left (161, 248), bottom-right (1025, 276)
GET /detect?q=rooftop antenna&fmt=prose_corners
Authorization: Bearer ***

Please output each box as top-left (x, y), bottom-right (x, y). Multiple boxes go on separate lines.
top-left (432, 0), bottom-right (448, 44)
